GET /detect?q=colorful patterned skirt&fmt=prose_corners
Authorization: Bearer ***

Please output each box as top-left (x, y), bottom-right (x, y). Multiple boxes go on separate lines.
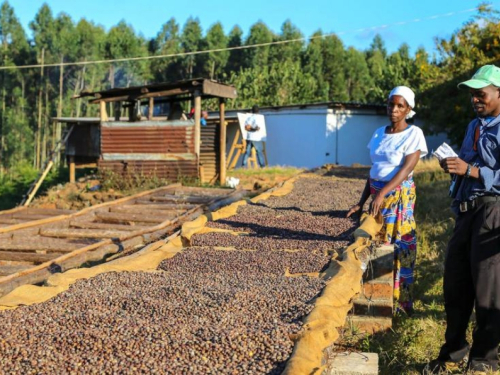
top-left (370, 177), bottom-right (417, 314)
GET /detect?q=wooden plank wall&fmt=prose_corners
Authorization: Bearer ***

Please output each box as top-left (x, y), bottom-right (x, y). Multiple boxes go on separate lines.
top-left (200, 121), bottom-right (220, 184)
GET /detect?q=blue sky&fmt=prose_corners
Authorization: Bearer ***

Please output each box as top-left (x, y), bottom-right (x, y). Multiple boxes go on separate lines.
top-left (12, 0), bottom-right (492, 56)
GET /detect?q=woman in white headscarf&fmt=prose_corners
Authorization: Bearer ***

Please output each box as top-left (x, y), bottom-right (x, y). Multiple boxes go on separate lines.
top-left (347, 86), bottom-right (428, 315)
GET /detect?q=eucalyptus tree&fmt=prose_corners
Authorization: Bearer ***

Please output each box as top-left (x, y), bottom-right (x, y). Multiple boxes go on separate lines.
top-left (303, 30), bottom-right (328, 102)
top-left (225, 25), bottom-right (244, 76)
top-left (180, 17), bottom-right (203, 79)
top-left (151, 17), bottom-right (182, 82)
top-left (365, 34), bottom-right (388, 102)
top-left (243, 21), bottom-right (274, 70)
top-left (105, 20), bottom-right (151, 88)
top-left (384, 43), bottom-right (413, 89)
top-left (29, 3), bottom-right (56, 167)
top-left (321, 34), bottom-right (348, 101)
top-left (270, 20), bottom-right (304, 64)
top-left (204, 22), bottom-right (229, 80)
top-left (72, 19), bottom-right (106, 117)
top-left (344, 46), bottom-right (374, 102)
top-left (0, 0), bottom-right (32, 171)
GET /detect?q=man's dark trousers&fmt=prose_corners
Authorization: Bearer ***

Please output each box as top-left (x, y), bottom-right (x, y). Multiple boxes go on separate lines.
top-left (438, 199), bottom-right (500, 370)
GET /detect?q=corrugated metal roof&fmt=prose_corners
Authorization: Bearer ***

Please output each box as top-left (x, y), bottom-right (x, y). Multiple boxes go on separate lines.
top-left (53, 117), bottom-right (101, 124)
top-left (76, 78), bottom-right (237, 103)
top-left (244, 101), bottom-right (385, 112)
top-left (208, 101), bottom-right (387, 120)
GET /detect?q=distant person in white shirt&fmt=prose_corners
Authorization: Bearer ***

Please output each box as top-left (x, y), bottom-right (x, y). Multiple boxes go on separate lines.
top-left (347, 86), bottom-right (428, 315)
top-left (242, 105), bottom-right (265, 168)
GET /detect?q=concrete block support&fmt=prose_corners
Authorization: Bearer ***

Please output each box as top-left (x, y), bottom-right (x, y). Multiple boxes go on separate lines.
top-left (363, 244), bottom-right (394, 280)
top-left (346, 316), bottom-right (392, 334)
top-left (348, 244), bottom-right (395, 330)
top-left (352, 295), bottom-right (393, 317)
top-left (326, 352), bottom-right (379, 375)
top-left (361, 276), bottom-right (393, 299)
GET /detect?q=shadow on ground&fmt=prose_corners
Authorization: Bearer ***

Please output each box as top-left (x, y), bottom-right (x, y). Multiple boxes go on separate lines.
top-left (313, 164), bottom-right (370, 180)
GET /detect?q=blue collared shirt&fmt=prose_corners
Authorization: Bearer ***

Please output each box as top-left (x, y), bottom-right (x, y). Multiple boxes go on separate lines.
top-left (452, 115), bottom-right (500, 205)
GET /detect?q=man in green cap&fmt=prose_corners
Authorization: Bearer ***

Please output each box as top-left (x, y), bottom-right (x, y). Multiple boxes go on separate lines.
top-left (428, 65), bottom-right (500, 373)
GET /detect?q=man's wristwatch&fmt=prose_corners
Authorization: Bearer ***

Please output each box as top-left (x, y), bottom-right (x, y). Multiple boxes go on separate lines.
top-left (465, 164), bottom-right (472, 178)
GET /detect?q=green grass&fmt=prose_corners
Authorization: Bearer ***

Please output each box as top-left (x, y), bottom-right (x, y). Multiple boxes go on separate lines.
top-left (227, 166), bottom-right (304, 192)
top-left (0, 162), bottom-right (75, 210)
top-left (359, 164), bottom-right (461, 374)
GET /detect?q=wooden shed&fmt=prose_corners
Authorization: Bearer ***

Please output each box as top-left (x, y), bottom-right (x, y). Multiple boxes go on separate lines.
top-left (56, 79), bottom-right (237, 185)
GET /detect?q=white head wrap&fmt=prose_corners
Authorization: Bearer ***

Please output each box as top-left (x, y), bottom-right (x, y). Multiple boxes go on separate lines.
top-left (388, 86), bottom-right (416, 119)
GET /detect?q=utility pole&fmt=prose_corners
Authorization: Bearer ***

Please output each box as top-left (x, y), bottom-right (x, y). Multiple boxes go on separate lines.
top-left (36, 48), bottom-right (45, 169)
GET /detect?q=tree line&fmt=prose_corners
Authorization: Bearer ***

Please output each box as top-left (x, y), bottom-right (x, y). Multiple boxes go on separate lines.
top-left (0, 1), bottom-right (497, 174)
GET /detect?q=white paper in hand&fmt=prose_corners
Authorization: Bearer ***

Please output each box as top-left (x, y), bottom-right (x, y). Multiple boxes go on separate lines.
top-left (433, 142), bottom-right (458, 161)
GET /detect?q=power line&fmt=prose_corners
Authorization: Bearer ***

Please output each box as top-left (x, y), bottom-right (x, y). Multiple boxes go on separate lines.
top-left (0, 6), bottom-right (481, 71)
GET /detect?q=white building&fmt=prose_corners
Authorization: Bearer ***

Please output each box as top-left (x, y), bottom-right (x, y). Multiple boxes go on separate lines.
top-left (225, 102), bottom-right (449, 169)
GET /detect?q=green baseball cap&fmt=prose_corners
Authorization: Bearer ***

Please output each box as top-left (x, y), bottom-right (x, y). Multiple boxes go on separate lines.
top-left (458, 64), bottom-right (500, 89)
